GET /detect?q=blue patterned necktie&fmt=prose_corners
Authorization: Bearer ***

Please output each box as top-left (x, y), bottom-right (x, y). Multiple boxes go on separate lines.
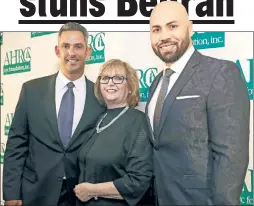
top-left (58, 82), bottom-right (75, 148)
top-left (153, 68), bottom-right (175, 135)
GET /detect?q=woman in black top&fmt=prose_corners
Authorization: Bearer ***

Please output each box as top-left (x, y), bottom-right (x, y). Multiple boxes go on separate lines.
top-left (74, 59), bottom-right (153, 205)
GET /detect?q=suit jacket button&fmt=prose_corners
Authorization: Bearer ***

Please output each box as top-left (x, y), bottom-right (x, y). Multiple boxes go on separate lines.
top-left (154, 146), bottom-right (159, 151)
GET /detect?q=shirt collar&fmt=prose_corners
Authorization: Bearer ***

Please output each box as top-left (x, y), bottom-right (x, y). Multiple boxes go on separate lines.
top-left (163, 45), bottom-right (195, 76)
top-left (57, 70), bottom-right (85, 91)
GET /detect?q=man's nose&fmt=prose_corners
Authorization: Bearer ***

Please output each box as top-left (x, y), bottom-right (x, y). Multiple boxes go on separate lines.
top-left (159, 29), bottom-right (172, 42)
top-left (68, 46), bottom-right (76, 56)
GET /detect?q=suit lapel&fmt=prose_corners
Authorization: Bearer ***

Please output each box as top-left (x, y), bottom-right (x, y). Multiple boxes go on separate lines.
top-left (44, 74), bottom-right (97, 150)
top-left (67, 77), bottom-right (94, 148)
top-left (156, 51), bottom-right (201, 137)
top-left (44, 72), bottom-right (65, 149)
top-left (145, 71), bottom-right (163, 144)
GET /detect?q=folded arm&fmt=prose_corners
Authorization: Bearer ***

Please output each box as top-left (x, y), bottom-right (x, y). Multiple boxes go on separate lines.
top-left (75, 117), bottom-right (153, 205)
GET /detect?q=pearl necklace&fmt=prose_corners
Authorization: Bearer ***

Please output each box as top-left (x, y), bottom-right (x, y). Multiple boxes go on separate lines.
top-left (96, 106), bottom-right (129, 133)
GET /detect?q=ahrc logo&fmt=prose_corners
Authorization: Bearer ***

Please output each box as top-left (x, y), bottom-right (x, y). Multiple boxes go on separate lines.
top-left (3, 47), bottom-right (31, 75)
top-left (241, 169), bottom-right (253, 205)
top-left (0, 32), bottom-right (2, 45)
top-left (137, 68), bottom-right (158, 102)
top-left (192, 32), bottom-right (225, 50)
top-left (0, 83), bottom-right (3, 106)
top-left (31, 32), bottom-right (56, 38)
top-left (5, 113), bottom-right (14, 136)
top-left (86, 32), bottom-right (105, 64)
top-left (0, 143), bottom-right (6, 164)
top-left (236, 58), bottom-right (253, 100)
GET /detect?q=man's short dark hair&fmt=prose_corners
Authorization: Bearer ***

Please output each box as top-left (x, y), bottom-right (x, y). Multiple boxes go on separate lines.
top-left (58, 22), bottom-right (89, 43)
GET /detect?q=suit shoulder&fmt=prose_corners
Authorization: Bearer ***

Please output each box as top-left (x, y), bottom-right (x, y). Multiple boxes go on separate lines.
top-left (85, 77), bottom-right (95, 92)
top-left (199, 52), bottom-right (238, 70)
top-left (23, 73), bottom-right (56, 88)
top-left (86, 77), bottom-right (95, 85)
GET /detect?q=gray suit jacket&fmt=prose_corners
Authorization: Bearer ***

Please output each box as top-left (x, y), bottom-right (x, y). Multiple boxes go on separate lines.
top-left (3, 73), bottom-right (106, 206)
top-left (146, 50), bottom-right (250, 205)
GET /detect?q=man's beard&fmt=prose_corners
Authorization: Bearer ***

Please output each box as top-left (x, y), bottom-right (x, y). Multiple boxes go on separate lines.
top-left (152, 33), bottom-right (190, 64)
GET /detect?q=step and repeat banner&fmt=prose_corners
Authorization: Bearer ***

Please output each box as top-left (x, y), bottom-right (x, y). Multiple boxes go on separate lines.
top-left (0, 31), bottom-right (253, 205)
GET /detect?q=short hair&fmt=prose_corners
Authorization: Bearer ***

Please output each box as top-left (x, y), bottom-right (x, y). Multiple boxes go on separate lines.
top-left (95, 59), bottom-right (140, 107)
top-left (58, 22), bottom-right (89, 43)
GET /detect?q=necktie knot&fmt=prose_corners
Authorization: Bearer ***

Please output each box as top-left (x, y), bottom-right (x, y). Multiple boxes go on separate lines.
top-left (165, 68), bottom-right (175, 77)
top-left (67, 82), bottom-right (75, 89)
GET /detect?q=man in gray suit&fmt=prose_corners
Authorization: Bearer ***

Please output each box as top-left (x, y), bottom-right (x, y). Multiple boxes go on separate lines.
top-left (146, 1), bottom-right (250, 205)
top-left (3, 23), bottom-right (105, 206)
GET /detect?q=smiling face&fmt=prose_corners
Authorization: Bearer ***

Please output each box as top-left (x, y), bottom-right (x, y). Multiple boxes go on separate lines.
top-left (55, 30), bottom-right (91, 80)
top-left (99, 66), bottom-right (130, 109)
top-left (150, 1), bottom-right (193, 67)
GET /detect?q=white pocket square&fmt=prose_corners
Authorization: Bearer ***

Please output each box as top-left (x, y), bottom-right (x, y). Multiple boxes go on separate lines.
top-left (176, 95), bottom-right (200, 100)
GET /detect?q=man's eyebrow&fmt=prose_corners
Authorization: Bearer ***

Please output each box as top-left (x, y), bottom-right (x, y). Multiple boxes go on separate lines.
top-left (151, 21), bottom-right (178, 29)
top-left (165, 21), bottom-right (178, 26)
top-left (151, 24), bottom-right (161, 29)
top-left (61, 42), bottom-right (84, 45)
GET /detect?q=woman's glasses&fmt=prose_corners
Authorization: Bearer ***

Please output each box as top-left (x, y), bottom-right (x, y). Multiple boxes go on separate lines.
top-left (99, 75), bottom-right (128, 84)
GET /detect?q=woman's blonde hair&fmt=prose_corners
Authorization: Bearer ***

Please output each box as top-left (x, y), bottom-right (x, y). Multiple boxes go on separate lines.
top-left (94, 59), bottom-right (140, 107)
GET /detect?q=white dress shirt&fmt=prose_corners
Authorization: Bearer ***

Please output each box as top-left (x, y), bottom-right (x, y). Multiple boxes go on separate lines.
top-left (148, 46), bottom-right (195, 131)
top-left (55, 71), bottom-right (86, 136)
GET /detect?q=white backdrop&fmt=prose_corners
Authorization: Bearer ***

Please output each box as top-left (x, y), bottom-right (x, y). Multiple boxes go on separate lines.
top-left (0, 31), bottom-right (253, 205)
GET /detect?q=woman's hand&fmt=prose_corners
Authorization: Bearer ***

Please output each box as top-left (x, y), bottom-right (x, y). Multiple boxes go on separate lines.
top-left (74, 181), bottom-right (123, 201)
top-left (74, 182), bottom-right (94, 202)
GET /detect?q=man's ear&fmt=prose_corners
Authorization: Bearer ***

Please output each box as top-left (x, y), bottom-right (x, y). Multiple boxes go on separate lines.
top-left (189, 20), bottom-right (193, 38)
top-left (55, 45), bottom-right (60, 57)
top-left (85, 46), bottom-right (92, 61)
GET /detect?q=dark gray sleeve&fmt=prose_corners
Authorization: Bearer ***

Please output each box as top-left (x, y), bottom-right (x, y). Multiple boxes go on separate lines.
top-left (207, 61), bottom-right (250, 205)
top-left (113, 115), bottom-right (153, 205)
top-left (3, 83), bottom-right (29, 200)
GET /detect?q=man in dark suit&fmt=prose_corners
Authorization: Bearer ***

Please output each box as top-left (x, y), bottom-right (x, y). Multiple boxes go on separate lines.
top-left (3, 22), bottom-right (105, 206)
top-left (146, 1), bottom-right (250, 205)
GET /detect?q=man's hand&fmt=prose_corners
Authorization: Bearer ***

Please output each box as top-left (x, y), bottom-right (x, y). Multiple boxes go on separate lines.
top-left (4, 200), bottom-right (22, 206)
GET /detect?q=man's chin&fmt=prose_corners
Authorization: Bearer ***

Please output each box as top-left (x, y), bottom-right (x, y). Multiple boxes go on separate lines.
top-left (157, 54), bottom-right (174, 63)
top-left (67, 67), bottom-right (83, 74)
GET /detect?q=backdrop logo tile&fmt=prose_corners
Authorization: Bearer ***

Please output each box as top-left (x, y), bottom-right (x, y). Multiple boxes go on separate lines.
top-left (0, 143), bottom-right (6, 164)
top-left (86, 32), bottom-right (105, 64)
top-left (241, 169), bottom-right (253, 205)
top-left (192, 32), bottom-right (225, 50)
top-left (137, 68), bottom-right (158, 102)
top-left (236, 58), bottom-right (253, 100)
top-left (0, 83), bottom-right (3, 106)
top-left (31, 32), bottom-right (57, 38)
top-left (0, 32), bottom-right (2, 45)
top-left (3, 47), bottom-right (31, 75)
top-left (5, 113), bottom-right (14, 136)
